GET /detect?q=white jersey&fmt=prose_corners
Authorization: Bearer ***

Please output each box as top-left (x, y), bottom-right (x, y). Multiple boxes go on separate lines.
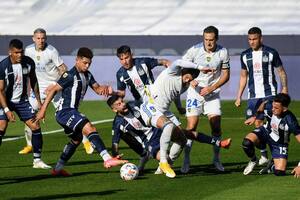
top-left (25, 43), bottom-right (64, 94)
top-left (183, 42), bottom-right (230, 94)
top-left (146, 59), bottom-right (197, 113)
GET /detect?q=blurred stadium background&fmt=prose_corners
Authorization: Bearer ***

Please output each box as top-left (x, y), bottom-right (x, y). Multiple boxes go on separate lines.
top-left (0, 0), bottom-right (299, 100)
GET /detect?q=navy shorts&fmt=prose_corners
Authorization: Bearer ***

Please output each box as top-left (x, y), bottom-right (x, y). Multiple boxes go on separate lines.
top-left (147, 127), bottom-right (162, 158)
top-left (246, 96), bottom-right (274, 120)
top-left (253, 126), bottom-right (288, 159)
top-left (56, 108), bottom-right (89, 136)
top-left (0, 101), bottom-right (35, 121)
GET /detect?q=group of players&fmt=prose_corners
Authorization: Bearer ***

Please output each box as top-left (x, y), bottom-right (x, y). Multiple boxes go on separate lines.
top-left (0, 26), bottom-right (299, 178)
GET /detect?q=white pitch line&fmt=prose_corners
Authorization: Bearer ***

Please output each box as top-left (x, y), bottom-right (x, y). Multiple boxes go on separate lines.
top-left (2, 118), bottom-right (113, 142)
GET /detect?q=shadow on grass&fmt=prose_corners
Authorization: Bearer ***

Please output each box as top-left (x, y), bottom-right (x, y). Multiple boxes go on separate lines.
top-left (10, 189), bottom-right (126, 200)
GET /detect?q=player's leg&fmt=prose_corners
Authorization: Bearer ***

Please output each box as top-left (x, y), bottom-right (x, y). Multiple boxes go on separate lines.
top-left (247, 98), bottom-right (269, 165)
top-left (0, 117), bottom-right (8, 146)
top-left (270, 143), bottom-right (288, 176)
top-left (182, 92), bottom-right (203, 173)
top-left (19, 94), bottom-right (37, 154)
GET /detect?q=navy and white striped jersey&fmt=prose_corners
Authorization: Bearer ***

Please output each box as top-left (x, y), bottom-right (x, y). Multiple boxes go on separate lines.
top-left (112, 104), bottom-right (154, 147)
top-left (241, 45), bottom-right (283, 99)
top-left (116, 57), bottom-right (159, 101)
top-left (264, 110), bottom-right (300, 144)
top-left (0, 56), bottom-right (35, 103)
top-left (56, 66), bottom-right (96, 110)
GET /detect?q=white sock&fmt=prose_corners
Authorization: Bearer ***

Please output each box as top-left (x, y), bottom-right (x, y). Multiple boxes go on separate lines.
top-left (160, 123), bottom-right (175, 163)
top-left (24, 125), bottom-right (32, 146)
top-left (82, 135), bottom-right (89, 143)
top-left (183, 139), bottom-right (193, 163)
top-left (100, 150), bottom-right (112, 161)
top-left (169, 143), bottom-right (183, 162)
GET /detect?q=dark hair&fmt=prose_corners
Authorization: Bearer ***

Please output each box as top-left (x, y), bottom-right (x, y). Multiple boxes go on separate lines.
top-left (77, 47), bottom-right (93, 59)
top-left (248, 27), bottom-right (262, 35)
top-left (33, 28), bottom-right (46, 35)
top-left (9, 39), bottom-right (23, 49)
top-left (274, 93), bottom-right (291, 107)
top-left (107, 94), bottom-right (121, 108)
top-left (117, 45), bottom-right (131, 57)
top-left (203, 26), bottom-right (219, 40)
top-left (181, 68), bottom-right (200, 79)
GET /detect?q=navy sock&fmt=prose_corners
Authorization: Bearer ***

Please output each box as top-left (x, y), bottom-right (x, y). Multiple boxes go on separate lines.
top-left (55, 141), bottom-right (79, 171)
top-left (196, 132), bottom-right (215, 145)
top-left (87, 132), bottom-right (106, 153)
top-left (32, 129), bottom-right (43, 159)
top-left (0, 130), bottom-right (4, 146)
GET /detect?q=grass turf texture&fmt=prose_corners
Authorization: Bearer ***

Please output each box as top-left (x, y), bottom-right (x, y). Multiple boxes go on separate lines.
top-left (0, 101), bottom-right (299, 200)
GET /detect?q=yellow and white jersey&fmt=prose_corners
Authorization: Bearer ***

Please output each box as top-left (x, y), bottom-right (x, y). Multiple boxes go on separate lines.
top-left (183, 42), bottom-right (230, 94)
top-left (25, 43), bottom-right (64, 94)
top-left (145, 59), bottom-right (197, 113)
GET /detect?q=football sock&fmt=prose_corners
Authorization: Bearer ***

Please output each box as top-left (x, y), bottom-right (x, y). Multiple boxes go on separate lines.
top-left (55, 141), bottom-right (79, 171)
top-left (242, 138), bottom-right (257, 162)
top-left (159, 122), bottom-right (175, 163)
top-left (213, 136), bottom-right (221, 160)
top-left (31, 129), bottom-right (42, 159)
top-left (87, 132), bottom-right (106, 154)
top-left (24, 125), bottom-right (32, 146)
top-left (169, 143), bottom-right (183, 162)
top-left (0, 130), bottom-right (4, 146)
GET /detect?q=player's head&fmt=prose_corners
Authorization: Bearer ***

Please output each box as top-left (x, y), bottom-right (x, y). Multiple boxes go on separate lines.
top-left (107, 94), bottom-right (128, 114)
top-left (248, 27), bottom-right (263, 51)
top-left (181, 68), bottom-right (200, 84)
top-left (75, 47), bottom-right (93, 72)
top-left (203, 26), bottom-right (218, 52)
top-left (272, 93), bottom-right (291, 116)
top-left (116, 45), bottom-right (133, 70)
top-left (33, 28), bottom-right (47, 51)
top-left (9, 39), bottom-right (24, 64)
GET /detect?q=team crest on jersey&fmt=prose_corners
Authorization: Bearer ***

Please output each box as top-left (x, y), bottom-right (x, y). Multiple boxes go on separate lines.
top-left (137, 68), bottom-right (145, 76)
top-left (36, 56), bottom-right (40, 61)
top-left (262, 55), bottom-right (269, 62)
top-left (246, 109), bottom-right (253, 116)
top-left (62, 73), bottom-right (68, 78)
top-left (206, 56), bottom-right (211, 62)
top-left (22, 67), bottom-right (29, 74)
top-left (278, 124), bottom-right (284, 130)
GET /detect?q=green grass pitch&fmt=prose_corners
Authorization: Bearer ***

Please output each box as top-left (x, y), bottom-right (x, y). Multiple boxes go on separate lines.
top-left (0, 100), bottom-right (299, 200)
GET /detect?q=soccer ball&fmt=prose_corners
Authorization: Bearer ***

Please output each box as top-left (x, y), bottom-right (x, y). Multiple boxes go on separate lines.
top-left (120, 163), bottom-right (139, 181)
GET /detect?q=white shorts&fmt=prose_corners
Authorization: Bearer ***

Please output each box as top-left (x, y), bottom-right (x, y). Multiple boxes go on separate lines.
top-left (186, 87), bottom-right (221, 117)
top-left (29, 91), bottom-right (62, 111)
top-left (140, 101), bottom-right (181, 128)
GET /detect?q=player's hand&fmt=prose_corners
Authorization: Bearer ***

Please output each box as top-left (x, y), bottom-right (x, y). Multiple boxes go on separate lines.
top-left (235, 98), bottom-right (241, 107)
top-left (200, 86), bottom-right (213, 96)
top-left (291, 166), bottom-right (300, 178)
top-left (6, 111), bottom-right (16, 122)
top-left (98, 85), bottom-right (110, 97)
top-left (244, 116), bottom-right (256, 126)
top-left (190, 80), bottom-right (199, 88)
top-left (32, 110), bottom-right (45, 123)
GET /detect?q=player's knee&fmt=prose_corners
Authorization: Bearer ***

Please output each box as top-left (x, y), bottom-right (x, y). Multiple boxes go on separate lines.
top-left (242, 138), bottom-right (254, 150)
top-left (274, 169), bottom-right (286, 176)
top-left (75, 119), bottom-right (91, 134)
top-left (70, 133), bottom-right (83, 143)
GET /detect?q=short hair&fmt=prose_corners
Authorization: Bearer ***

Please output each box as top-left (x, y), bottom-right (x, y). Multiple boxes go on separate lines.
top-left (248, 27), bottom-right (262, 35)
top-left (107, 94), bottom-right (121, 108)
top-left (77, 47), bottom-right (93, 59)
top-left (203, 26), bottom-right (219, 40)
top-left (181, 68), bottom-right (200, 79)
top-left (33, 28), bottom-right (46, 35)
top-left (274, 93), bottom-right (291, 107)
top-left (117, 45), bottom-right (131, 57)
top-left (9, 39), bottom-right (23, 49)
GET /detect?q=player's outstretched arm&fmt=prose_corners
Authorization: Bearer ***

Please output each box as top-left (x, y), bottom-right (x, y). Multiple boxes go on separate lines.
top-left (92, 83), bottom-right (113, 97)
top-left (235, 69), bottom-right (248, 107)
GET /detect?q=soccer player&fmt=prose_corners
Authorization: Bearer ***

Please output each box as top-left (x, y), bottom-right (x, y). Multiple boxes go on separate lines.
top-left (0, 39), bottom-right (51, 169)
top-left (20, 28), bottom-right (94, 155)
top-left (116, 45), bottom-right (185, 113)
top-left (139, 59), bottom-right (231, 178)
top-left (107, 95), bottom-right (231, 175)
top-left (242, 93), bottom-right (300, 176)
top-left (34, 47), bottom-right (127, 176)
top-left (235, 27), bottom-right (288, 166)
top-left (181, 26), bottom-right (230, 173)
